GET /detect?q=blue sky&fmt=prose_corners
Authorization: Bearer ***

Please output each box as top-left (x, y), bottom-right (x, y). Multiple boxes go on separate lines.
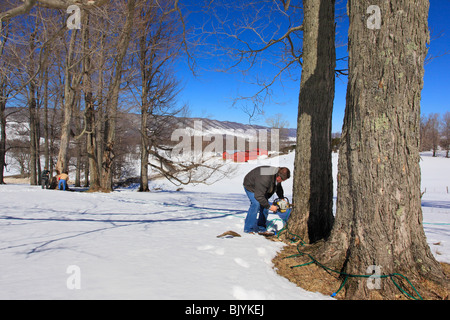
top-left (176, 1), bottom-right (450, 133)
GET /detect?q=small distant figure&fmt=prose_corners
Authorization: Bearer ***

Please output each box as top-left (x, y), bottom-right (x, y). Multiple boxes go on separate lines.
top-left (58, 171), bottom-right (69, 191)
top-left (41, 167), bottom-right (50, 189)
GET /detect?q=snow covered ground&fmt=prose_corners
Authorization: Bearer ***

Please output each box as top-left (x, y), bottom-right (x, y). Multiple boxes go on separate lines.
top-left (0, 152), bottom-right (448, 300)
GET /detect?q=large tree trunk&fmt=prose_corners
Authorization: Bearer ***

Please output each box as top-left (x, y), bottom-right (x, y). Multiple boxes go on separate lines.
top-left (99, 0), bottom-right (136, 191)
top-left (0, 21), bottom-right (8, 185)
top-left (138, 24), bottom-right (150, 193)
top-left (28, 22), bottom-right (38, 185)
top-left (315, 0), bottom-right (447, 299)
top-left (83, 20), bottom-right (100, 190)
top-left (139, 108), bottom-right (150, 192)
top-left (0, 94), bottom-right (6, 184)
top-left (56, 29), bottom-right (79, 174)
top-left (0, 54), bottom-right (8, 185)
top-left (289, 0), bottom-right (335, 243)
top-left (28, 85), bottom-right (38, 185)
top-left (84, 13), bottom-right (103, 192)
top-left (42, 65), bottom-right (50, 171)
top-left (85, 94), bottom-right (100, 190)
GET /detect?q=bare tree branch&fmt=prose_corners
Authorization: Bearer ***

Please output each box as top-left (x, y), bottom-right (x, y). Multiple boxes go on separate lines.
top-left (192, 1), bottom-right (304, 122)
top-left (1, 0), bottom-right (110, 20)
top-left (0, 0), bottom-right (37, 21)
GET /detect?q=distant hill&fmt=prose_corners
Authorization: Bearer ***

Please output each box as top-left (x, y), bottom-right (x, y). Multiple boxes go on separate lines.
top-left (5, 106), bottom-right (296, 146)
top-left (171, 117), bottom-right (296, 140)
top-left (4, 106), bottom-right (297, 178)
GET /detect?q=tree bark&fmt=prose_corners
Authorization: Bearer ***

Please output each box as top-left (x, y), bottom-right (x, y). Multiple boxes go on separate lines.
top-left (82, 13), bottom-right (100, 191)
top-left (139, 107), bottom-right (150, 192)
top-left (28, 21), bottom-right (38, 185)
top-left (42, 64), bottom-right (50, 171)
top-left (56, 28), bottom-right (80, 174)
top-left (138, 17), bottom-right (150, 193)
top-left (99, 0), bottom-right (136, 191)
top-left (0, 92), bottom-right (6, 184)
top-left (315, 0), bottom-right (447, 299)
top-left (289, 0), bottom-right (335, 243)
top-left (0, 21), bottom-right (9, 185)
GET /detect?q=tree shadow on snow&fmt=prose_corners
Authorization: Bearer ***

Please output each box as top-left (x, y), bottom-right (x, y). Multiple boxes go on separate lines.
top-left (421, 200), bottom-right (450, 210)
top-left (0, 207), bottom-right (245, 257)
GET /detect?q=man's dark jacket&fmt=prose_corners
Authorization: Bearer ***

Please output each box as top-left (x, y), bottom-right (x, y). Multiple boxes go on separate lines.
top-left (243, 166), bottom-right (284, 209)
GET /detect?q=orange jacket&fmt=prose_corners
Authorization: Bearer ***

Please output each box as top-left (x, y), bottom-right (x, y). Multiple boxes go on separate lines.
top-left (58, 173), bottom-right (69, 181)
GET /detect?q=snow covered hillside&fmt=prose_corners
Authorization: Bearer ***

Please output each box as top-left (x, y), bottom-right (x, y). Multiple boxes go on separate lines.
top-left (0, 152), bottom-right (448, 299)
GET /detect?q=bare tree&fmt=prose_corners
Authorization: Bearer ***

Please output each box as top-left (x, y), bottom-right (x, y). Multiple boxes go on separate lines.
top-left (0, 0), bottom-right (109, 22)
top-left (195, 1), bottom-right (304, 120)
top-left (0, 81), bottom-right (7, 183)
top-left (96, 0), bottom-right (136, 191)
top-left (134, 0), bottom-right (183, 191)
top-left (0, 20), bottom-right (11, 184)
top-left (130, 1), bottom-right (233, 190)
top-left (265, 113), bottom-right (290, 148)
top-left (55, 27), bottom-right (82, 174)
top-left (265, 113), bottom-right (289, 130)
top-left (420, 113), bottom-right (441, 156)
top-left (78, 8), bottom-right (104, 191)
top-left (441, 112), bottom-right (450, 158)
top-left (26, 16), bottom-right (40, 185)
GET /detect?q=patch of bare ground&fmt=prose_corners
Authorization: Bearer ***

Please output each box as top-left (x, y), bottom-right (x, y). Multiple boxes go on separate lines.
top-left (3, 177), bottom-right (30, 184)
top-left (271, 238), bottom-right (450, 300)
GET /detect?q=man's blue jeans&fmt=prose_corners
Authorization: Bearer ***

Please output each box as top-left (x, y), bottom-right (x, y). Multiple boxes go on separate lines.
top-left (58, 180), bottom-right (67, 190)
top-left (244, 188), bottom-right (269, 233)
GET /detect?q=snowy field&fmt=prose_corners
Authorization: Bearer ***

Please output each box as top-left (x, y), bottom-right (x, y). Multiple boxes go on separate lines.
top-left (0, 152), bottom-right (448, 300)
